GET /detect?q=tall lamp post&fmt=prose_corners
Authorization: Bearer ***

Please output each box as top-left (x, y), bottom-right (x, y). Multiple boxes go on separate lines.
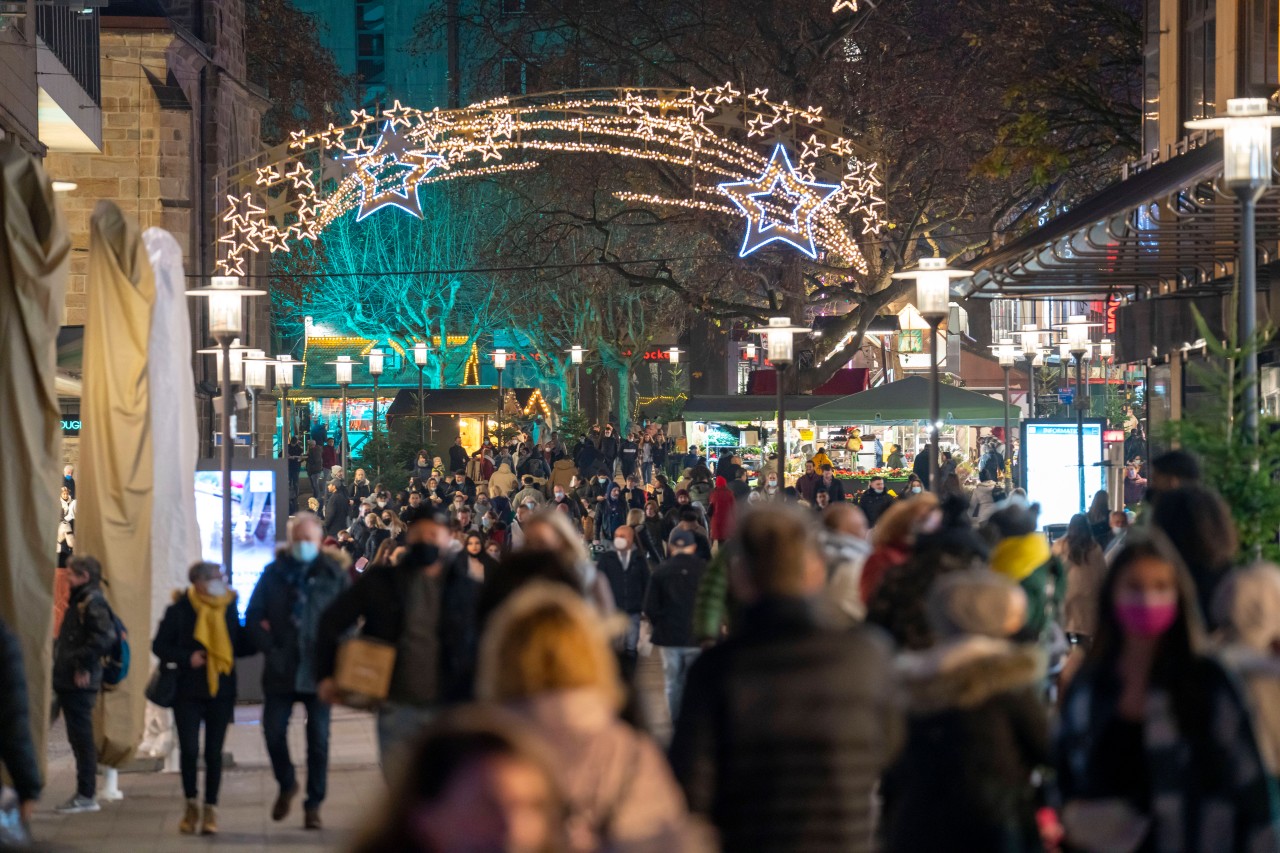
top-left (274, 354), bottom-right (296, 457)
top-left (1017, 323), bottom-right (1046, 420)
top-left (1058, 314), bottom-right (1098, 514)
top-left (186, 275), bottom-right (263, 576)
top-left (1188, 98), bottom-right (1280, 445)
top-left (242, 350), bottom-right (269, 458)
top-left (414, 341), bottom-right (429, 446)
top-left (492, 348), bottom-right (508, 446)
top-left (992, 338), bottom-right (1016, 466)
top-left (566, 345), bottom-right (588, 412)
top-left (368, 347), bottom-right (384, 444)
top-left (749, 318), bottom-right (807, 485)
top-left (328, 355), bottom-right (354, 471)
top-left (1099, 339), bottom-right (1114, 425)
top-left (893, 258), bottom-right (971, 491)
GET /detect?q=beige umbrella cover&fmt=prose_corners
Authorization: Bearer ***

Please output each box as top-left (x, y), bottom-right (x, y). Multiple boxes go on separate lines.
top-left (0, 139), bottom-right (68, 774)
top-left (76, 201), bottom-right (155, 767)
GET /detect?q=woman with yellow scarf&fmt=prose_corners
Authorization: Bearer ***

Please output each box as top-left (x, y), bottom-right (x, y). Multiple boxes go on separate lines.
top-left (152, 561), bottom-right (251, 836)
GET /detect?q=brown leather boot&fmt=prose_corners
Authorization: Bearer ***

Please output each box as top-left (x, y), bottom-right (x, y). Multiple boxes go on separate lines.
top-left (200, 805), bottom-right (218, 836)
top-left (304, 807), bottom-right (322, 830)
top-left (178, 799), bottom-right (200, 835)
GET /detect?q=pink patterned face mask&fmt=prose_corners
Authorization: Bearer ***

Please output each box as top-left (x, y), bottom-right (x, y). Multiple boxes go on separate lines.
top-left (1114, 594), bottom-right (1178, 638)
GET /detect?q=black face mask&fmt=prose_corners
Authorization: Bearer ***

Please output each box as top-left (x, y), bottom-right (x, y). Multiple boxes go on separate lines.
top-left (402, 542), bottom-right (441, 568)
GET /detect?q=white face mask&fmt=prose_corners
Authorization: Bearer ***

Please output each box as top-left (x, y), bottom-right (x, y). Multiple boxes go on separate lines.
top-left (204, 580), bottom-right (228, 598)
top-left (613, 536), bottom-right (629, 551)
top-left (872, 486), bottom-right (884, 493)
top-left (377, 500), bottom-right (387, 508)
top-left (554, 491), bottom-right (565, 500)
top-left (911, 486), bottom-right (922, 494)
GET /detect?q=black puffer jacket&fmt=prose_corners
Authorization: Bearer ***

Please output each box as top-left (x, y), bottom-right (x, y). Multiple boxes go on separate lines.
top-left (316, 555), bottom-right (480, 705)
top-left (0, 618), bottom-right (41, 801)
top-left (53, 582), bottom-right (115, 693)
top-left (152, 591), bottom-right (256, 701)
top-left (246, 551), bottom-right (349, 695)
top-left (881, 639), bottom-right (1049, 852)
top-left (670, 597), bottom-right (904, 853)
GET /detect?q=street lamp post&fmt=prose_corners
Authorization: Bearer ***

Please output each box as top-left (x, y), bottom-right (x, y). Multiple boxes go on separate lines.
top-left (186, 275), bottom-right (263, 577)
top-left (329, 355), bottom-right (354, 472)
top-left (893, 258), bottom-right (971, 491)
top-left (1017, 323), bottom-right (1045, 420)
top-left (414, 341), bottom-right (429, 447)
top-left (1099, 339), bottom-right (1114, 426)
top-left (242, 350), bottom-right (269, 459)
top-left (275, 354), bottom-right (296, 457)
top-left (566, 345), bottom-right (588, 413)
top-left (368, 347), bottom-right (384, 445)
top-left (1188, 98), bottom-right (1280, 445)
top-left (1058, 314), bottom-right (1099, 514)
top-left (749, 318), bottom-right (808, 485)
top-left (492, 349), bottom-right (508, 447)
top-left (993, 338), bottom-right (1016, 471)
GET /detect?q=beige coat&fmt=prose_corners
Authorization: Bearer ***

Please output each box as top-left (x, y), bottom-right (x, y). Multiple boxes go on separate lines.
top-left (488, 462), bottom-right (518, 497)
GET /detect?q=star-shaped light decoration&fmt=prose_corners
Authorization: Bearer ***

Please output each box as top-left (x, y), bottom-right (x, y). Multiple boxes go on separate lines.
top-left (718, 144), bottom-right (841, 259)
top-left (346, 121), bottom-right (448, 221)
top-left (832, 0), bottom-right (858, 11)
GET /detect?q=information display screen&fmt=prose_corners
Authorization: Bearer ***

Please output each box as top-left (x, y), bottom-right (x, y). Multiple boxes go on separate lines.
top-left (193, 461), bottom-right (284, 620)
top-left (1022, 420), bottom-right (1105, 529)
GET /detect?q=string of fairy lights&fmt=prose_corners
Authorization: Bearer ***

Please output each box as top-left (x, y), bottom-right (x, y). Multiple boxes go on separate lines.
top-left (215, 86), bottom-right (886, 277)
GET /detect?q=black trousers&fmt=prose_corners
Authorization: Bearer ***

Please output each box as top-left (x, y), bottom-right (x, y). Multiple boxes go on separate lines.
top-left (173, 693), bottom-right (236, 805)
top-left (56, 690), bottom-right (97, 799)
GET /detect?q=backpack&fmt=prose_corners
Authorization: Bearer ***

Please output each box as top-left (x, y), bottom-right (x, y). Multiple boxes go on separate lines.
top-left (101, 606), bottom-right (130, 687)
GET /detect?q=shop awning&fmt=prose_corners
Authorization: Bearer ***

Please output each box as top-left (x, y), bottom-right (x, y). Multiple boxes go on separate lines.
top-left (385, 387), bottom-right (538, 416)
top-left (958, 137), bottom-right (1280, 299)
top-left (680, 395), bottom-right (848, 422)
top-left (806, 376), bottom-right (1020, 426)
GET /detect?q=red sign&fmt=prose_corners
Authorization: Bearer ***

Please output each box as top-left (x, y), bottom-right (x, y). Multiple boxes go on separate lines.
top-left (1103, 429), bottom-right (1125, 443)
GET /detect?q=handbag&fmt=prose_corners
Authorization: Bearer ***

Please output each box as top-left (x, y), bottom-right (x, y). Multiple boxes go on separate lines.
top-left (145, 661), bottom-right (180, 709)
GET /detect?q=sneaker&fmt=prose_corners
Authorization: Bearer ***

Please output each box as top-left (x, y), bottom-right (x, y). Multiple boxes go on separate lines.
top-left (271, 782), bottom-right (299, 822)
top-left (55, 795), bottom-right (100, 814)
top-left (304, 807), bottom-right (322, 830)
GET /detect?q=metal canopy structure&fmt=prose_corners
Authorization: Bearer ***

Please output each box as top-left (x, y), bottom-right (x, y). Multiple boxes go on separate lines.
top-left (960, 137), bottom-right (1280, 299)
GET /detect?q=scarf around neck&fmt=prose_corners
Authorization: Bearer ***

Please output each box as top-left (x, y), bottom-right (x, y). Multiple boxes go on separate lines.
top-left (188, 587), bottom-right (235, 696)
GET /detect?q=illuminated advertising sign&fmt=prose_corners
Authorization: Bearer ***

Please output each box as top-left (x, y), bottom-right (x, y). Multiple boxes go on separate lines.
top-left (194, 459), bottom-right (285, 621)
top-left (1022, 420), bottom-right (1105, 529)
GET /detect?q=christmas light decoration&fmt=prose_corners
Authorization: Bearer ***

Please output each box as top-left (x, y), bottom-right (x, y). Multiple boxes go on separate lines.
top-left (213, 87), bottom-right (884, 276)
top-left (832, 0), bottom-right (858, 11)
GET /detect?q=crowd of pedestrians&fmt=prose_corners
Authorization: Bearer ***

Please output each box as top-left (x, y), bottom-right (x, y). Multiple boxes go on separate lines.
top-left (8, 428), bottom-right (1280, 852)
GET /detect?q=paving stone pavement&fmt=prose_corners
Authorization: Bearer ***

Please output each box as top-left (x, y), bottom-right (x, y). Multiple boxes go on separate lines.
top-left (28, 649), bottom-right (675, 852)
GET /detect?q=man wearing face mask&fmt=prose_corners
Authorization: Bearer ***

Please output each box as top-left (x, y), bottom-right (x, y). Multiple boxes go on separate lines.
top-left (316, 507), bottom-right (480, 773)
top-left (549, 484), bottom-right (581, 520)
top-left (756, 471), bottom-right (782, 501)
top-left (246, 513), bottom-right (348, 829)
top-left (857, 476), bottom-right (894, 527)
top-left (596, 526), bottom-right (649, 679)
top-left (445, 470), bottom-right (476, 503)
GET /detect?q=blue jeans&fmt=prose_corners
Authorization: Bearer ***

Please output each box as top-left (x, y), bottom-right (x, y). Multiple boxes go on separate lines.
top-left (262, 693), bottom-right (331, 809)
top-left (660, 646), bottom-right (701, 722)
top-left (377, 703), bottom-right (436, 780)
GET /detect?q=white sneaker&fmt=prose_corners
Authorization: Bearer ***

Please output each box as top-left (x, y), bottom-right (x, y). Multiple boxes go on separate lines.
top-left (55, 795), bottom-right (100, 814)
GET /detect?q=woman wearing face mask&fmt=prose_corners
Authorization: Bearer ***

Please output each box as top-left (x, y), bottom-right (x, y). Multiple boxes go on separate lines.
top-left (350, 468), bottom-right (372, 507)
top-left (363, 512), bottom-right (390, 563)
top-left (596, 485), bottom-right (629, 543)
top-left (152, 562), bottom-right (254, 835)
top-left (455, 532), bottom-right (497, 582)
top-left (756, 472), bottom-right (782, 500)
top-left (1055, 531), bottom-right (1278, 852)
top-left (640, 503), bottom-right (667, 565)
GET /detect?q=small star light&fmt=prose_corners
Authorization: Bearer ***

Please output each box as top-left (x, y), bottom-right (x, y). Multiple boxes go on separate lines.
top-left (718, 144), bottom-right (840, 259)
top-left (832, 0), bottom-right (858, 11)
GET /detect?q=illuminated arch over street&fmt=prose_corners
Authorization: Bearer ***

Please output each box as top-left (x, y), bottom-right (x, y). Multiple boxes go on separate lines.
top-left (214, 86), bottom-right (885, 276)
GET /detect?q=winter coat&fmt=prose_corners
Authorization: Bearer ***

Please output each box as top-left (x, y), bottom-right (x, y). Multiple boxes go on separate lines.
top-left (1056, 656), bottom-right (1279, 852)
top-left (323, 488), bottom-right (349, 536)
top-left (857, 488), bottom-right (894, 526)
top-left (818, 476), bottom-right (847, 503)
top-left (882, 638), bottom-right (1049, 852)
top-left (152, 591), bottom-right (255, 700)
top-left (549, 459), bottom-right (578, 494)
top-left (596, 550), bottom-right (649, 615)
top-left (364, 527), bottom-right (392, 563)
top-left (670, 596), bottom-right (904, 853)
top-left (52, 581), bottom-right (115, 693)
top-left (707, 485), bottom-right (736, 541)
top-left (868, 549), bottom-right (979, 651)
top-left (643, 554), bottom-right (706, 647)
top-left (488, 463), bottom-right (518, 498)
top-left (634, 521), bottom-right (665, 566)
top-left (1059, 543), bottom-right (1106, 638)
top-left (1217, 646), bottom-right (1280, 777)
top-left (823, 531), bottom-right (873, 622)
top-left (0, 618), bottom-right (41, 802)
top-left (246, 551), bottom-right (350, 695)
top-left (990, 533), bottom-right (1062, 644)
top-left (595, 496), bottom-right (628, 541)
top-left (860, 543), bottom-right (910, 607)
top-left (448, 444), bottom-right (469, 473)
top-left (316, 556), bottom-right (481, 706)
top-left (968, 481), bottom-right (1002, 525)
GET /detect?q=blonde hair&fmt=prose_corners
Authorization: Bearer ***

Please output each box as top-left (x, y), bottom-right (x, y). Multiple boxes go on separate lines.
top-left (734, 505), bottom-right (822, 597)
top-left (626, 508), bottom-right (644, 527)
top-left (872, 492), bottom-right (939, 548)
top-left (523, 510), bottom-right (589, 567)
top-left (476, 581), bottom-right (623, 711)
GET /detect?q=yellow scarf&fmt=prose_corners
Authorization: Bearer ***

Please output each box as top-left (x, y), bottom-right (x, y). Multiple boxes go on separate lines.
top-left (990, 532), bottom-right (1051, 582)
top-left (188, 587), bottom-right (235, 697)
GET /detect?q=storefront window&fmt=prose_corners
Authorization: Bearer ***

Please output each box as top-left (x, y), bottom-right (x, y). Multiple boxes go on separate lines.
top-left (1244, 0), bottom-right (1280, 96)
top-left (1181, 0), bottom-right (1216, 123)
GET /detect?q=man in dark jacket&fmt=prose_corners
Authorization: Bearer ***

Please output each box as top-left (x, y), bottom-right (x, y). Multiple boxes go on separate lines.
top-left (642, 529), bottom-right (706, 721)
top-left (912, 446), bottom-right (931, 490)
top-left (669, 506), bottom-right (903, 853)
top-left (246, 513), bottom-right (349, 829)
top-left (322, 479), bottom-right (348, 538)
top-left (727, 468), bottom-right (752, 504)
top-left (795, 459), bottom-right (821, 503)
top-left (598, 424), bottom-right (621, 473)
top-left (316, 508), bottom-right (479, 776)
top-left (857, 475), bottom-right (894, 526)
top-left (817, 464), bottom-right (847, 504)
top-left (286, 437), bottom-right (303, 508)
top-left (53, 555), bottom-right (116, 814)
top-left (448, 437), bottom-right (469, 474)
top-left (444, 470), bottom-right (476, 503)
top-left (595, 526), bottom-right (648, 679)
top-left (618, 435), bottom-right (639, 478)
top-left (0, 617), bottom-right (41, 826)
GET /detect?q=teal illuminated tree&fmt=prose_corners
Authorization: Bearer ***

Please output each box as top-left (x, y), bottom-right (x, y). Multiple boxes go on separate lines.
top-left (271, 184), bottom-right (507, 386)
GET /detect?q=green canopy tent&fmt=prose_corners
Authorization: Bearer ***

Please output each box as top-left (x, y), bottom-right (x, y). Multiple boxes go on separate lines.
top-left (807, 376), bottom-right (1020, 426)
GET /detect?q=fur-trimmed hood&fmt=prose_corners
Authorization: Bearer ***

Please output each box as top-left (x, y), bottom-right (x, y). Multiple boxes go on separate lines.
top-left (896, 636), bottom-right (1045, 713)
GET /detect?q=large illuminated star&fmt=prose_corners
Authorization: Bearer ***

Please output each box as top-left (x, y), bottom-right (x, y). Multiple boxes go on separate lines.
top-left (345, 121), bottom-right (447, 221)
top-left (718, 144), bottom-right (841, 258)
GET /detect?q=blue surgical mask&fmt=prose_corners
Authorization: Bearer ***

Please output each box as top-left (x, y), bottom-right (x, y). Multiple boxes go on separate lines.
top-left (291, 540), bottom-right (319, 563)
